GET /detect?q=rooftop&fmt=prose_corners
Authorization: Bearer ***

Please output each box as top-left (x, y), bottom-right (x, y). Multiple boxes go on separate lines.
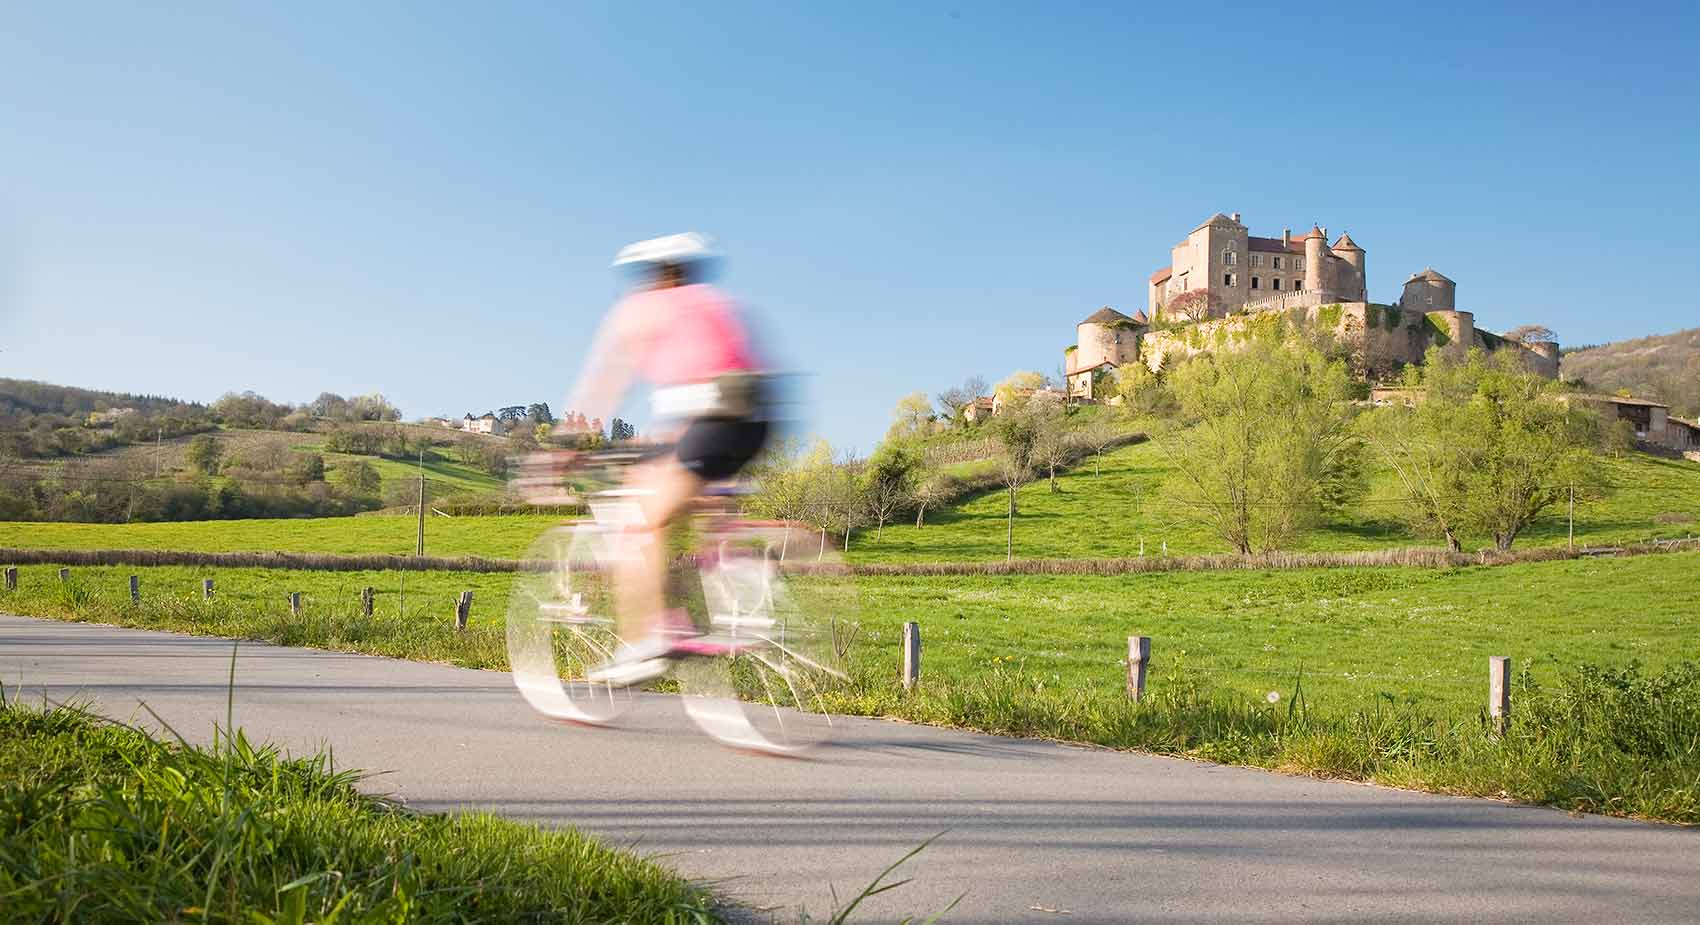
top-left (1081, 306), bottom-right (1136, 325)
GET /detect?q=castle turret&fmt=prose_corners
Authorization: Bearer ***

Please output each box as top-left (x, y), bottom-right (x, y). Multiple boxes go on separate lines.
top-left (1332, 232), bottom-right (1365, 301)
top-left (1400, 267), bottom-right (1455, 311)
top-left (1303, 225), bottom-right (1325, 293)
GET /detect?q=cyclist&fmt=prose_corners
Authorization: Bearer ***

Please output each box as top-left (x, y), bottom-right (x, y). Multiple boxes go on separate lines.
top-left (555, 232), bottom-right (771, 685)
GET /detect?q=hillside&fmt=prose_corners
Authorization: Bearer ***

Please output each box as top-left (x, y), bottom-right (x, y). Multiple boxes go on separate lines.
top-left (848, 440), bottom-right (1700, 563)
top-left (1563, 327), bottom-right (1700, 418)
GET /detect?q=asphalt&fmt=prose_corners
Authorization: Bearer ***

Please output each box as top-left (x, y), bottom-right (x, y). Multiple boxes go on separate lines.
top-left (3, 614), bottom-right (1696, 923)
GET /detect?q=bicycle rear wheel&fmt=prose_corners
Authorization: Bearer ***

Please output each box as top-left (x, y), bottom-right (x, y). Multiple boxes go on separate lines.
top-left (507, 524), bottom-right (636, 725)
top-left (675, 525), bottom-right (853, 755)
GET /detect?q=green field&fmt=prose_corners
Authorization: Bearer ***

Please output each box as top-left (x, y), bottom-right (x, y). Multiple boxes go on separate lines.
top-left (0, 513), bottom-right (564, 559)
top-left (849, 442), bottom-right (1700, 563)
top-left (7, 551), bottom-right (1696, 712)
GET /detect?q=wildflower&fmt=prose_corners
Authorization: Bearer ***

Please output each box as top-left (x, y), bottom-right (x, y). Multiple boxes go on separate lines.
top-left (1266, 691), bottom-right (1280, 703)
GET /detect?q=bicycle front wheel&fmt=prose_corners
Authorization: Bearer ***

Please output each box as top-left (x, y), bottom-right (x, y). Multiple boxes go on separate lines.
top-left (507, 523), bottom-right (636, 726)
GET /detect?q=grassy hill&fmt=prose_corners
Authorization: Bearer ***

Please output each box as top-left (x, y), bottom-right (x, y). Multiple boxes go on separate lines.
top-left (1563, 326), bottom-right (1700, 418)
top-left (848, 439), bottom-right (1700, 563)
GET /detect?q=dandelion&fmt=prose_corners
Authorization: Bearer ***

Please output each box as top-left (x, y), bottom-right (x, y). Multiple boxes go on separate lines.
top-left (1266, 691), bottom-right (1280, 703)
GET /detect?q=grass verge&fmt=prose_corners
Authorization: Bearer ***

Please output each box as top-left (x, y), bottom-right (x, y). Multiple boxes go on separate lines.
top-left (0, 686), bottom-right (719, 923)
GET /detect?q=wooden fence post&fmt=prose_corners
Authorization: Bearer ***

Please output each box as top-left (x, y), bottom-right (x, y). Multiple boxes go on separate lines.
top-left (129, 575), bottom-right (140, 603)
top-left (454, 591), bottom-right (473, 630)
top-left (59, 567), bottom-right (70, 582)
top-left (1489, 656), bottom-right (1511, 734)
top-left (289, 592), bottom-right (302, 615)
top-left (1127, 635), bottom-right (1151, 702)
top-left (4, 567), bottom-right (16, 591)
top-left (360, 586), bottom-right (374, 617)
top-left (202, 579), bottom-right (214, 600)
top-left (900, 621), bottom-right (921, 690)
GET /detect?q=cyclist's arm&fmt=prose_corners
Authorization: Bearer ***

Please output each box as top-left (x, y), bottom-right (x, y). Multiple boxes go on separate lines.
top-left (560, 297), bottom-right (644, 434)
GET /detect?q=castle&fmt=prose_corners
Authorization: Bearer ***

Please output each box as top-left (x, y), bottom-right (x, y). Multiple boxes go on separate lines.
top-left (1063, 212), bottom-right (1561, 400)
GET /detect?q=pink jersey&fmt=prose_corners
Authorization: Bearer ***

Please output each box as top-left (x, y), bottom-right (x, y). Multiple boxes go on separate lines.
top-left (628, 284), bottom-right (759, 386)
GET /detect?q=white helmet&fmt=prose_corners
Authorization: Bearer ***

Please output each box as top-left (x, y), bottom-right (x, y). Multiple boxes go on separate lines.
top-left (611, 232), bottom-right (717, 268)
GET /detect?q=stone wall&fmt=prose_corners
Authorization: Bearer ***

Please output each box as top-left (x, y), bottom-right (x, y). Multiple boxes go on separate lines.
top-left (1138, 302), bottom-right (1560, 380)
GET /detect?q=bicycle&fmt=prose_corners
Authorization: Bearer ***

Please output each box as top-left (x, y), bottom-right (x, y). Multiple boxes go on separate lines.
top-left (505, 449), bottom-right (856, 756)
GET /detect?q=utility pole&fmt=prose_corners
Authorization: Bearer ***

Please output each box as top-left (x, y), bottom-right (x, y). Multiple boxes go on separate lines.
top-left (416, 448), bottom-right (426, 556)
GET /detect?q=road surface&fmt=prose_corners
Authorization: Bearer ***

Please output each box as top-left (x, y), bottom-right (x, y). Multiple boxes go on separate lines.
top-left (3, 614), bottom-right (1696, 922)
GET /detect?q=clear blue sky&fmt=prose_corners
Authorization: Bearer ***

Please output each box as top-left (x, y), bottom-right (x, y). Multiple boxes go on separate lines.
top-left (3, 2), bottom-right (1696, 450)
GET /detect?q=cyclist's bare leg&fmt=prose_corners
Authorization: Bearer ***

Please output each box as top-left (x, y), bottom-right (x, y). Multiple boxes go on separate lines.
top-left (616, 455), bottom-right (704, 641)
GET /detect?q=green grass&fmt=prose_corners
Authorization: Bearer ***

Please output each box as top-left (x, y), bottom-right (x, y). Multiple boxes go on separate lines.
top-left (0, 693), bottom-right (719, 923)
top-left (7, 552), bottom-right (1699, 822)
top-left (849, 442), bottom-right (1700, 563)
top-left (0, 514), bottom-right (566, 559)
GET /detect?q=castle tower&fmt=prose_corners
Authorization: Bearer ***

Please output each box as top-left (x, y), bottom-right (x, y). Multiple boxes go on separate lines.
top-left (1303, 226), bottom-right (1326, 293)
top-left (1400, 268), bottom-right (1455, 311)
top-left (1332, 232), bottom-right (1365, 301)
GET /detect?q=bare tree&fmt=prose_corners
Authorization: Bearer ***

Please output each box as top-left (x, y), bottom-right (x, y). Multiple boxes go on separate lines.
top-left (1078, 419), bottom-right (1121, 476)
top-left (1031, 415), bottom-right (1073, 493)
top-left (911, 472), bottom-right (951, 527)
top-left (934, 374), bottom-right (988, 420)
top-left (1503, 324), bottom-right (1558, 343)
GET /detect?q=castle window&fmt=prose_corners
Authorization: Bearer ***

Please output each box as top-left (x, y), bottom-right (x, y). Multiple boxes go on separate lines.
top-left (1272, 278), bottom-right (1282, 290)
top-left (1250, 253), bottom-right (1263, 268)
top-left (1224, 272), bottom-right (1236, 287)
top-left (1273, 256), bottom-right (1284, 270)
top-left (1294, 257), bottom-right (1305, 273)
top-left (1250, 276), bottom-right (1259, 290)
top-left (1222, 249), bottom-right (1237, 266)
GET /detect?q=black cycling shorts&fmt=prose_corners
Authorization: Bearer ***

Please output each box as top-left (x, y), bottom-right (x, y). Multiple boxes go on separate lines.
top-left (676, 416), bottom-right (770, 481)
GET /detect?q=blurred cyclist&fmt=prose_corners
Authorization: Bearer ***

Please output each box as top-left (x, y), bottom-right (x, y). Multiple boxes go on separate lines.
top-left (556, 232), bottom-right (770, 685)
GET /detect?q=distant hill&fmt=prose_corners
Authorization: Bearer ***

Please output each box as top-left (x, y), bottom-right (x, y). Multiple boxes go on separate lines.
top-left (0, 378), bottom-right (201, 418)
top-left (1563, 328), bottom-right (1700, 419)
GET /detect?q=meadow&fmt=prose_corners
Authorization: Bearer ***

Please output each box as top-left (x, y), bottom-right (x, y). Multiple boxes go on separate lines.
top-left (850, 441), bottom-right (1700, 563)
top-left (0, 513), bottom-right (564, 559)
top-left (7, 550), bottom-right (1696, 715)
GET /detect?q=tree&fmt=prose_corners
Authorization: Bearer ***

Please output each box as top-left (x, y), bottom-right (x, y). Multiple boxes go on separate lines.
top-left (1366, 348), bottom-right (1606, 551)
top-left (934, 375), bottom-right (988, 421)
top-left (1078, 419), bottom-right (1121, 477)
top-left (887, 392), bottom-right (934, 440)
top-left (526, 402), bottom-right (554, 426)
top-left (1028, 401), bottom-right (1071, 492)
top-left (993, 370), bottom-right (1046, 406)
top-left (990, 398), bottom-right (1045, 560)
top-left (1162, 332), bottom-right (1365, 554)
top-left (1114, 362), bottom-right (1177, 420)
top-left (1165, 289), bottom-right (1214, 324)
top-left (1503, 324), bottom-right (1557, 344)
top-left (309, 392), bottom-right (350, 419)
top-left (184, 435), bottom-right (223, 475)
top-left (337, 459), bottom-right (382, 495)
top-left (497, 405), bottom-right (529, 422)
top-left (861, 442), bottom-right (919, 537)
top-left (285, 452), bottom-right (326, 485)
top-left (609, 418), bottom-right (636, 442)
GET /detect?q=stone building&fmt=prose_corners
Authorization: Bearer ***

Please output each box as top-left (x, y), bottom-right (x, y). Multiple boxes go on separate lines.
top-left (1147, 213), bottom-right (1365, 320)
top-left (1063, 212), bottom-right (1562, 390)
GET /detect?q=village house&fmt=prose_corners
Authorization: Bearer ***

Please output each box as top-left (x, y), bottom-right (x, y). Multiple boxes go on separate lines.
top-left (460, 413), bottom-right (505, 435)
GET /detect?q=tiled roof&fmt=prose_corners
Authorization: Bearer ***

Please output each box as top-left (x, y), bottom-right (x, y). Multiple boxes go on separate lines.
top-left (1149, 266), bottom-right (1172, 284)
top-left (1070, 359), bottom-right (1119, 375)
top-left (1081, 306), bottom-right (1134, 325)
top-left (1407, 267), bottom-right (1454, 283)
top-left (1248, 236), bottom-right (1306, 254)
top-left (1332, 232), bottom-right (1361, 251)
top-left (1571, 393), bottom-right (1669, 409)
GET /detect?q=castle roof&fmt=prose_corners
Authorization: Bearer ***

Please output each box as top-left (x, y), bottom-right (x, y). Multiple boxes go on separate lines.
top-left (1149, 266), bottom-right (1172, 284)
top-left (1248, 235), bottom-right (1306, 255)
top-left (1191, 212), bottom-right (1243, 232)
top-left (1070, 359), bottom-right (1119, 375)
top-left (1332, 232), bottom-right (1362, 252)
top-left (1408, 267), bottom-right (1454, 283)
top-left (1129, 309), bottom-right (1150, 324)
top-left (1080, 306), bottom-right (1135, 325)
top-left (1304, 225), bottom-right (1326, 240)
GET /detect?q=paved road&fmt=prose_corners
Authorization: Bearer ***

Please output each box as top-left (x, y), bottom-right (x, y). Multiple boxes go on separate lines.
top-left (3, 615), bottom-right (1696, 923)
